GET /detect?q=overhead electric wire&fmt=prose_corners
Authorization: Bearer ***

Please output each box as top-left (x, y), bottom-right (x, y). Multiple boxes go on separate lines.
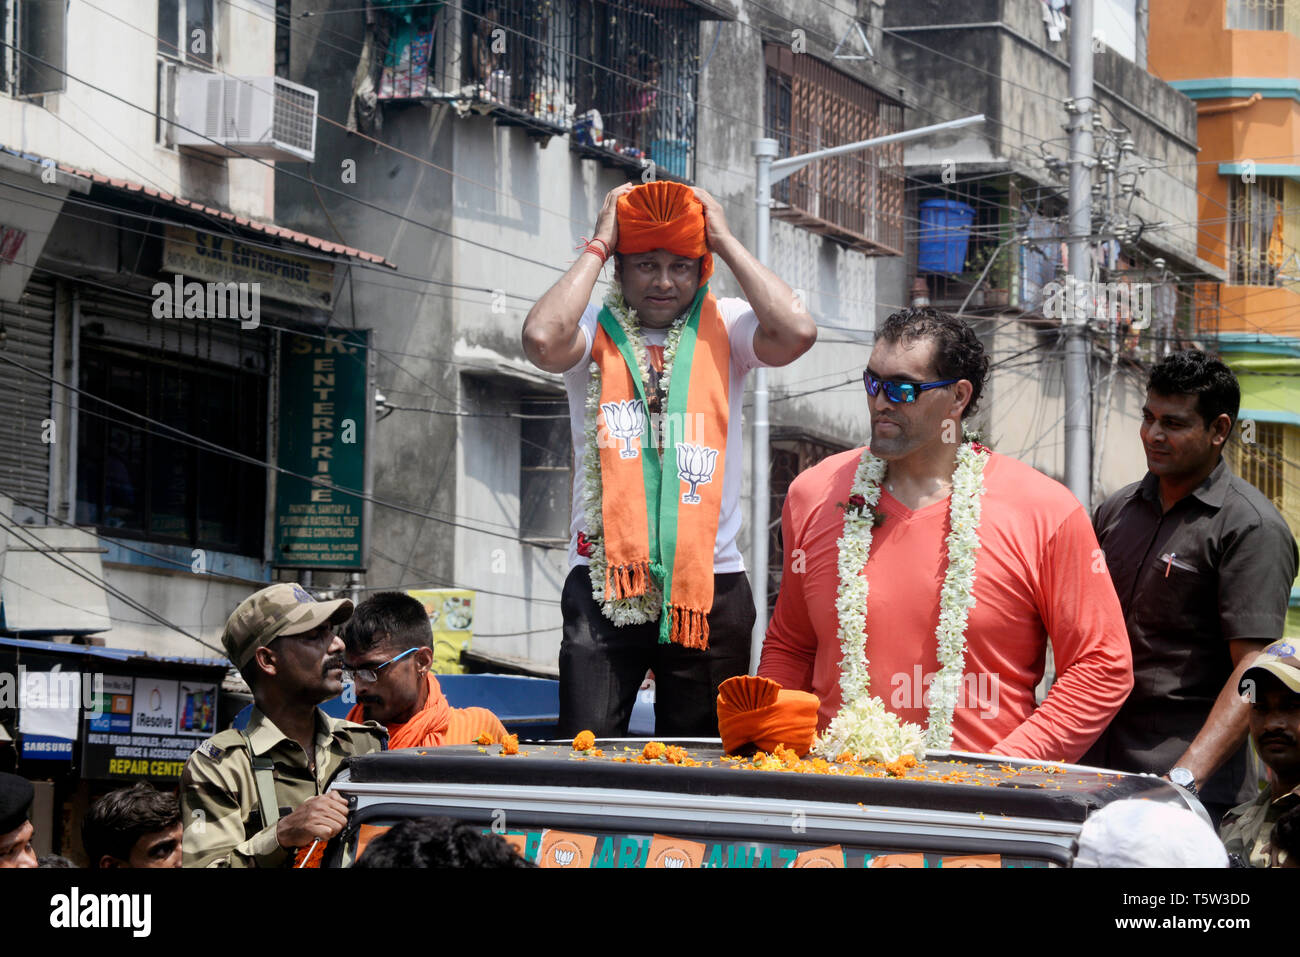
top-left (0, 510), bottom-right (225, 655)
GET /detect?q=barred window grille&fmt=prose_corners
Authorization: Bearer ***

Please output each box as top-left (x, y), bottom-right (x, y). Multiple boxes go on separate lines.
top-left (1232, 421), bottom-right (1286, 514)
top-left (1229, 177), bottom-right (1284, 286)
top-left (376, 1), bottom-right (701, 179)
top-left (763, 44), bottom-right (904, 255)
top-left (519, 394), bottom-right (572, 543)
top-left (767, 435), bottom-right (848, 616)
top-left (1226, 0), bottom-right (1300, 35)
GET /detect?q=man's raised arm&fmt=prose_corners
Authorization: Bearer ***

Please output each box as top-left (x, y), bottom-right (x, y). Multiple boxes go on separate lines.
top-left (692, 188), bottom-right (817, 367)
top-left (523, 183), bottom-right (633, 373)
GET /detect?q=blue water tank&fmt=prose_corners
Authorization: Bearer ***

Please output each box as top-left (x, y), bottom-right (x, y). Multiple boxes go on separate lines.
top-left (917, 199), bottom-right (976, 274)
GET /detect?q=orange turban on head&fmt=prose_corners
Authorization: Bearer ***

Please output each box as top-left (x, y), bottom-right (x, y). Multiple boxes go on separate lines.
top-left (717, 675), bottom-right (820, 757)
top-left (615, 181), bottom-right (713, 286)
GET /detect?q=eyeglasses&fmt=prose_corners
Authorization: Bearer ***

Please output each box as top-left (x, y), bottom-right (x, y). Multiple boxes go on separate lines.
top-left (342, 647), bottom-right (417, 684)
top-left (863, 369), bottom-right (959, 404)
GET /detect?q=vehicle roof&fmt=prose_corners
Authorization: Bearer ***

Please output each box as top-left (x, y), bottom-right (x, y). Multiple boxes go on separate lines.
top-left (344, 740), bottom-right (1182, 825)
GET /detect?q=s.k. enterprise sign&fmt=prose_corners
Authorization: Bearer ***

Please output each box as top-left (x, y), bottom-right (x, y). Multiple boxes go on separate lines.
top-left (162, 224), bottom-right (335, 309)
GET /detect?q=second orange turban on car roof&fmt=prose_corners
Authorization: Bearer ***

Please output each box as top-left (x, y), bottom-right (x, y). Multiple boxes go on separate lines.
top-left (716, 675), bottom-right (820, 757)
top-left (615, 181), bottom-right (714, 286)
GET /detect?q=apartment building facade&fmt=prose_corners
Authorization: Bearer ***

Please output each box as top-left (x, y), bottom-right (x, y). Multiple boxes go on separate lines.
top-left (1148, 0), bottom-right (1300, 634)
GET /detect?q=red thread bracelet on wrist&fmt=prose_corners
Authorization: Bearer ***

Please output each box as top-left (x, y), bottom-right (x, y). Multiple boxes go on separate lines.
top-left (582, 239), bottom-right (610, 264)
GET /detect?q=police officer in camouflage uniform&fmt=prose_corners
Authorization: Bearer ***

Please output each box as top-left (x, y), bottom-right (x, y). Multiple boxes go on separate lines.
top-left (181, 583), bottom-right (387, 867)
top-left (1220, 639), bottom-right (1300, 867)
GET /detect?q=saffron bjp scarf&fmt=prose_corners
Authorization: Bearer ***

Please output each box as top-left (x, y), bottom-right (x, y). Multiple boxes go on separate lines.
top-left (591, 285), bottom-right (730, 649)
top-left (583, 181), bottom-right (731, 648)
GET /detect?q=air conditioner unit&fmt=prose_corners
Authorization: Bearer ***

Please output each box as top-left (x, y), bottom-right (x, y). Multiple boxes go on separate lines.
top-left (173, 72), bottom-right (317, 163)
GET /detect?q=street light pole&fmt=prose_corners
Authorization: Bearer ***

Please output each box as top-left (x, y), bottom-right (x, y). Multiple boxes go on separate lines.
top-left (1064, 0), bottom-right (1095, 509)
top-left (748, 113), bottom-right (986, 674)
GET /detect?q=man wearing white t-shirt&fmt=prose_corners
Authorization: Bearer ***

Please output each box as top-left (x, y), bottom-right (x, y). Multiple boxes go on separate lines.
top-left (523, 181), bottom-right (816, 737)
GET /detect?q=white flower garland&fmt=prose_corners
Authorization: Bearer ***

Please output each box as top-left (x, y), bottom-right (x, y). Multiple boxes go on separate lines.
top-left (581, 281), bottom-right (689, 624)
top-left (814, 442), bottom-right (988, 762)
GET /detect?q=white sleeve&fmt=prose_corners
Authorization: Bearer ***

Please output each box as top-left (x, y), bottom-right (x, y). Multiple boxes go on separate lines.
top-left (719, 297), bottom-right (767, 373)
top-left (563, 304), bottom-right (601, 373)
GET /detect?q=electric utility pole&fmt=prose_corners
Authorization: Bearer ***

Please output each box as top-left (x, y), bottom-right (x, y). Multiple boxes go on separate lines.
top-left (1064, 0), bottom-right (1095, 509)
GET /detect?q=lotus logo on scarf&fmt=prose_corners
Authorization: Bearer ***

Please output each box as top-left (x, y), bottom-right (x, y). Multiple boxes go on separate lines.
top-left (676, 443), bottom-right (719, 504)
top-left (601, 399), bottom-right (647, 459)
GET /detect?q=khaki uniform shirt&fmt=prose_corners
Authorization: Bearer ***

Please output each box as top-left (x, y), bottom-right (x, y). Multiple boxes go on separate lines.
top-left (181, 706), bottom-right (387, 868)
top-left (1219, 782), bottom-right (1300, 868)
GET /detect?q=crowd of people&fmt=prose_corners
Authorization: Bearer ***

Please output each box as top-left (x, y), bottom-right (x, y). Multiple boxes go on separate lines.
top-left (0, 180), bottom-right (1297, 869)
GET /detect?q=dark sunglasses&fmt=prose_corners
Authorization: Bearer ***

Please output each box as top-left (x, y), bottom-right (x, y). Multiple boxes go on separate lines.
top-left (863, 369), bottom-right (959, 404)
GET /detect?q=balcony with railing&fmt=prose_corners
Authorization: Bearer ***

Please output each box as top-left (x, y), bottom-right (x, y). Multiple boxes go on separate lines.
top-left (763, 44), bottom-right (904, 256)
top-left (372, 0), bottom-right (709, 181)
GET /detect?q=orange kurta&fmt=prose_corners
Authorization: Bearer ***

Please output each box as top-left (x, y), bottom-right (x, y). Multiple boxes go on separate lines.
top-left (347, 673), bottom-right (508, 748)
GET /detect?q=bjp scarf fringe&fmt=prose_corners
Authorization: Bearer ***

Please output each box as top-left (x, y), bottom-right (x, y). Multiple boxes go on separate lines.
top-left (667, 603), bottom-right (709, 650)
top-left (605, 560), bottom-right (649, 600)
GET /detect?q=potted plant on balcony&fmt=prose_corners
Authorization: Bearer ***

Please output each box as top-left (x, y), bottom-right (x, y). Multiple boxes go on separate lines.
top-left (966, 241), bottom-right (1011, 308)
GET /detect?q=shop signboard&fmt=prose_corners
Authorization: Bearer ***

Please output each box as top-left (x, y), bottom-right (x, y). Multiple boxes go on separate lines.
top-left (273, 329), bottom-right (369, 570)
top-left (82, 674), bottom-right (218, 780)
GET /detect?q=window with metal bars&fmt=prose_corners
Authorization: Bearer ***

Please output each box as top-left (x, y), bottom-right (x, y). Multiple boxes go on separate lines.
top-left (1228, 177), bottom-right (1285, 286)
top-left (1226, 0), bottom-right (1300, 35)
top-left (911, 176), bottom-right (1018, 307)
top-left (1232, 421), bottom-right (1286, 513)
top-left (275, 0), bottom-right (291, 79)
top-left (1, 0), bottom-right (65, 97)
top-left (520, 394), bottom-right (573, 544)
top-left (375, 1), bottom-right (701, 179)
top-left (767, 435), bottom-right (849, 617)
top-left (763, 44), bottom-right (904, 255)
top-left (156, 0), bottom-right (217, 147)
top-left (75, 344), bottom-right (268, 556)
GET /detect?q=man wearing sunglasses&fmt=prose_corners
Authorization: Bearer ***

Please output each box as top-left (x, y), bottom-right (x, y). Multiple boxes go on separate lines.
top-left (342, 592), bottom-right (508, 748)
top-left (181, 583), bottom-right (388, 867)
top-left (760, 307), bottom-right (1133, 762)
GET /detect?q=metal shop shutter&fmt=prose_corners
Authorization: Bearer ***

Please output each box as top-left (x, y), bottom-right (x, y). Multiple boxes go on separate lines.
top-left (0, 275), bottom-right (55, 508)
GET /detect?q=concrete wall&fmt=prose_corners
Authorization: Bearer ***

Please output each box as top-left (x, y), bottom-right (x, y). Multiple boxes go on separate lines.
top-left (882, 0), bottom-right (1201, 266)
top-left (0, 0), bottom-right (277, 218)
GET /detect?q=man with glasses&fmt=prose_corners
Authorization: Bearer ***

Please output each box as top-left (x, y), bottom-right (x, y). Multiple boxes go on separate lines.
top-left (181, 583), bottom-right (388, 867)
top-left (342, 592), bottom-right (507, 748)
top-left (759, 307), bottom-right (1133, 761)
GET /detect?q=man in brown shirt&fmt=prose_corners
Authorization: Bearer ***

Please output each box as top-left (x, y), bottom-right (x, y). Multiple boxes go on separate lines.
top-left (1086, 351), bottom-right (1298, 821)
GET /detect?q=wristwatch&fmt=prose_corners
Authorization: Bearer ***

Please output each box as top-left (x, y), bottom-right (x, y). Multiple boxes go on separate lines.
top-left (1169, 767), bottom-right (1198, 794)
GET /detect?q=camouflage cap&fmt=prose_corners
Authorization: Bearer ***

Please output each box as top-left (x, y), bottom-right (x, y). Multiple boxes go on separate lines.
top-left (222, 583), bottom-right (353, 670)
top-left (1242, 640), bottom-right (1300, 696)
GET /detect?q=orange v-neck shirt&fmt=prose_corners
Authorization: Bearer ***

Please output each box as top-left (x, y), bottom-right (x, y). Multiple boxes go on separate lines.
top-left (760, 448), bottom-right (1133, 762)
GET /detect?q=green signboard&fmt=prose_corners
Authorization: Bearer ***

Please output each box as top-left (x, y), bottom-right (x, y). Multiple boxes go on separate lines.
top-left (273, 329), bottom-right (369, 569)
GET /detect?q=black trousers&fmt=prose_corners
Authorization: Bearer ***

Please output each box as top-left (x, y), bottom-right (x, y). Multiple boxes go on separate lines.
top-left (558, 566), bottom-right (755, 738)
